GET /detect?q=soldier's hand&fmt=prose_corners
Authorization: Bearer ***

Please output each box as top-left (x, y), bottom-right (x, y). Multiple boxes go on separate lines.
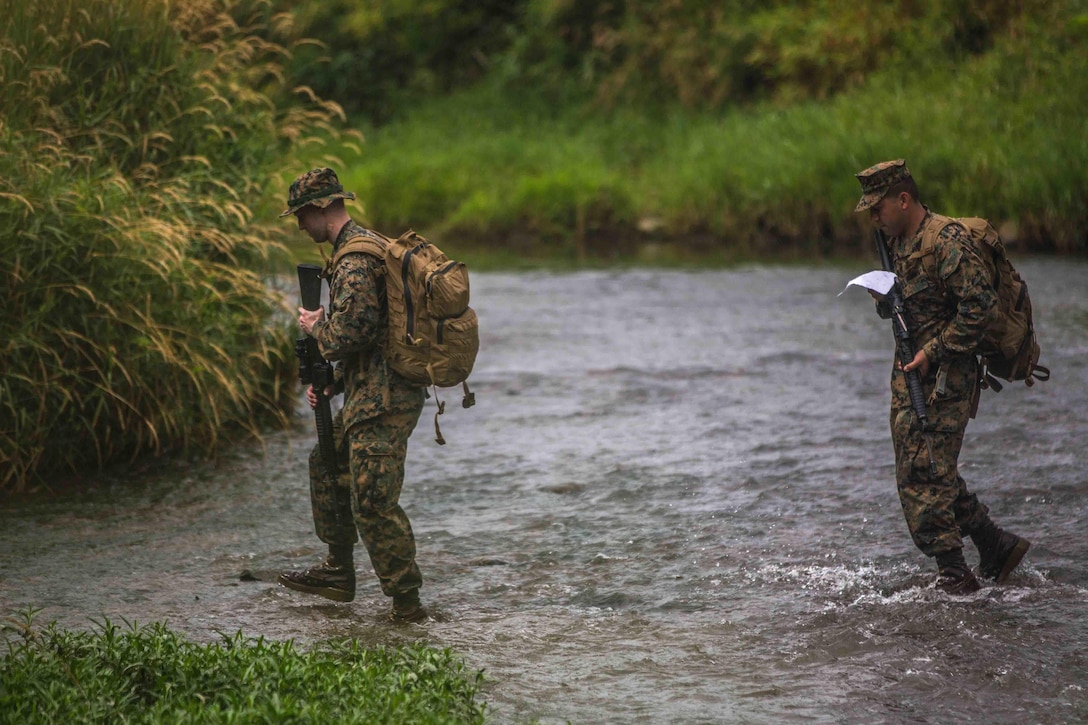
top-left (900, 349), bottom-right (930, 377)
top-left (298, 306), bottom-right (325, 336)
top-left (306, 384), bottom-right (335, 409)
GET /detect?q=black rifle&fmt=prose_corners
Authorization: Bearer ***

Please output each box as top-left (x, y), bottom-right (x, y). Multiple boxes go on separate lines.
top-left (874, 229), bottom-right (939, 476)
top-left (295, 263), bottom-right (338, 477)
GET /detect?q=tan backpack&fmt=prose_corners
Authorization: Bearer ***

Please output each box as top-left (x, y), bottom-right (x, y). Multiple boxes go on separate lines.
top-left (918, 215), bottom-right (1049, 390)
top-left (330, 228), bottom-right (478, 443)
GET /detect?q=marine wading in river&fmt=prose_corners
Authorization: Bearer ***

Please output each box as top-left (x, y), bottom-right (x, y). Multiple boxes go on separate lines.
top-left (276, 167), bottom-right (478, 623)
top-left (855, 158), bottom-right (1036, 596)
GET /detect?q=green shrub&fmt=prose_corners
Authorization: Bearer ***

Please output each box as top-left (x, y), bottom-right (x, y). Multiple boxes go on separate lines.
top-left (0, 0), bottom-right (347, 492)
top-left (496, 0), bottom-right (1040, 110)
top-left (0, 611), bottom-right (486, 724)
top-left (236, 0), bottom-right (529, 122)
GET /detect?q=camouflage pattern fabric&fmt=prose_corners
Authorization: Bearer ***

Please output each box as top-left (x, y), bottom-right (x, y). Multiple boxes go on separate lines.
top-left (308, 382), bottom-right (425, 596)
top-left (280, 167), bottom-right (356, 217)
top-left (312, 222), bottom-right (406, 425)
top-left (854, 159), bottom-right (911, 212)
top-left (891, 212), bottom-right (998, 368)
top-left (887, 209), bottom-right (999, 555)
top-left (306, 219), bottom-right (426, 596)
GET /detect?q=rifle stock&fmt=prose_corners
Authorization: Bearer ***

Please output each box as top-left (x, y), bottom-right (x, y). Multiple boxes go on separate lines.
top-left (296, 264), bottom-right (338, 477)
top-left (874, 230), bottom-right (939, 476)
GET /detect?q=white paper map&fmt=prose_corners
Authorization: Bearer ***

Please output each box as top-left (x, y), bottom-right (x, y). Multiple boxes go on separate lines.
top-left (838, 270), bottom-right (897, 297)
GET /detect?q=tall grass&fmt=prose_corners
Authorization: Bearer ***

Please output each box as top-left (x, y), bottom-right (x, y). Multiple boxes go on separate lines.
top-left (334, 4), bottom-right (1086, 261)
top-left (0, 0), bottom-right (349, 492)
top-left (0, 610), bottom-right (487, 724)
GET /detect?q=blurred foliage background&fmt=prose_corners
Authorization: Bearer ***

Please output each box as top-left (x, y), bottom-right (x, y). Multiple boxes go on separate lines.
top-left (247, 0), bottom-right (1049, 117)
top-left (244, 0), bottom-right (1087, 258)
top-left (2, 0), bottom-right (1085, 490)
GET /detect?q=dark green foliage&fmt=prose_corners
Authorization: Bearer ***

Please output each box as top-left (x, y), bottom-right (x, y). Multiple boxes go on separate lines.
top-left (0, 611), bottom-right (486, 724)
top-left (507, 0), bottom-right (1042, 109)
top-left (253, 0), bottom-right (1063, 121)
top-left (237, 0), bottom-right (528, 122)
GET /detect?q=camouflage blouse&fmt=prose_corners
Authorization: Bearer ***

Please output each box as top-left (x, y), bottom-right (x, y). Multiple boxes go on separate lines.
top-left (887, 209), bottom-right (998, 417)
top-left (311, 221), bottom-right (393, 426)
top-left (891, 208), bottom-right (998, 366)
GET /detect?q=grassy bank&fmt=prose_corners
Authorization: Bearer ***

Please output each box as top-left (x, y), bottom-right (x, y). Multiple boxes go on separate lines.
top-left (0, 611), bottom-right (487, 724)
top-left (329, 9), bottom-right (1086, 263)
top-left (0, 0), bottom-right (348, 493)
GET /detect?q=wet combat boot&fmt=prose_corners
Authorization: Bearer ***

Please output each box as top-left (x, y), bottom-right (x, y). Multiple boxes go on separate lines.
top-left (935, 548), bottom-right (981, 595)
top-left (972, 522), bottom-right (1031, 583)
top-left (278, 546), bottom-right (356, 602)
top-left (391, 589), bottom-right (428, 623)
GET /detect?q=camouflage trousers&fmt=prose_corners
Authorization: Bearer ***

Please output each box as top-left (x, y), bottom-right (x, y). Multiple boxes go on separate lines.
top-left (890, 360), bottom-right (991, 557)
top-left (308, 385), bottom-right (425, 597)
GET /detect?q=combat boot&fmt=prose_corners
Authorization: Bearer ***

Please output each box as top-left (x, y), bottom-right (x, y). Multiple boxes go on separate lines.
top-left (391, 589), bottom-right (428, 623)
top-left (972, 523), bottom-right (1030, 583)
top-left (935, 549), bottom-right (981, 595)
top-left (279, 548), bottom-right (356, 602)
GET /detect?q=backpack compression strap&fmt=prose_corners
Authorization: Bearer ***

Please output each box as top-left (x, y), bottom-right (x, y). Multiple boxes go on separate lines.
top-left (428, 379), bottom-right (476, 446)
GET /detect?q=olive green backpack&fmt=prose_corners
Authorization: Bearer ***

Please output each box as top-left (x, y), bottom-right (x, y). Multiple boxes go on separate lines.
top-left (330, 228), bottom-right (478, 443)
top-left (918, 215), bottom-right (1049, 391)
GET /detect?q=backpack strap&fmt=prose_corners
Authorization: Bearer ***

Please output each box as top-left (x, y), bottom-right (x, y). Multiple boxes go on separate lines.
top-left (915, 215), bottom-right (1006, 297)
top-left (913, 213), bottom-right (958, 285)
top-left (427, 377), bottom-right (476, 446)
top-left (325, 229), bottom-right (389, 275)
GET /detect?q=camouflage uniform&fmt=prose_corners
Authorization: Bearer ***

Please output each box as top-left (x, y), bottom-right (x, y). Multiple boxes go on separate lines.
top-left (855, 160), bottom-right (1031, 590)
top-left (885, 210), bottom-right (997, 556)
top-left (308, 220), bottom-right (426, 597)
top-left (281, 168), bottom-right (426, 604)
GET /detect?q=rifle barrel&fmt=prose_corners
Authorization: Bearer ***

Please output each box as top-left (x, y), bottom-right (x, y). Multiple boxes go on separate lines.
top-left (873, 229), bottom-right (938, 476)
top-left (295, 264), bottom-right (339, 477)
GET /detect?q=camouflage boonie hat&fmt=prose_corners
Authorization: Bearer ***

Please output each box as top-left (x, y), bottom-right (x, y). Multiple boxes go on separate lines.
top-left (854, 159), bottom-right (911, 212)
top-left (280, 167), bottom-right (356, 216)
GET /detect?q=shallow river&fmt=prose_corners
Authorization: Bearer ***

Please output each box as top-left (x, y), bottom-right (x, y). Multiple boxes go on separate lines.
top-left (3, 259), bottom-right (1087, 724)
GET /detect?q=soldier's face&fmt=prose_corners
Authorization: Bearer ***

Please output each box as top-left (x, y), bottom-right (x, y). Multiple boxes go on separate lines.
top-left (295, 205), bottom-right (326, 243)
top-left (869, 193), bottom-right (909, 237)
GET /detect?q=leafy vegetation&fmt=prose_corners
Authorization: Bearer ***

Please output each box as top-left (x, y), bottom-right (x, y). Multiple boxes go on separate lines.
top-left (2, 0), bottom-right (1085, 490)
top-left (234, 0), bottom-right (525, 122)
top-left (250, 0), bottom-right (1066, 117)
top-left (267, 0), bottom-right (1086, 261)
top-left (501, 0), bottom-right (1037, 109)
top-left (0, 609), bottom-right (487, 724)
top-left (0, 0), bottom-right (350, 492)
top-left (331, 7), bottom-right (1086, 263)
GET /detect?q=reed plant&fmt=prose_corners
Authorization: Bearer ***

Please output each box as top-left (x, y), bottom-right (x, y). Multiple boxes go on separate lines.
top-left (0, 0), bottom-right (350, 492)
top-left (0, 609), bottom-right (487, 724)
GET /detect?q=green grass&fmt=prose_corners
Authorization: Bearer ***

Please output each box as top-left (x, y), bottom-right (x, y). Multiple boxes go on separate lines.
top-left (328, 8), bottom-right (1086, 262)
top-left (0, 609), bottom-right (487, 725)
top-left (0, 0), bottom-right (351, 492)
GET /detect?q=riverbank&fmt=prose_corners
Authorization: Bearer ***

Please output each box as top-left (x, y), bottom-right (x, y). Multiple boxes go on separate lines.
top-left (315, 20), bottom-right (1086, 261)
top-left (0, 610), bottom-right (486, 724)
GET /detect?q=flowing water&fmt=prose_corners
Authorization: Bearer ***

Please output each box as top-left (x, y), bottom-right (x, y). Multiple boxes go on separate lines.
top-left (3, 259), bottom-right (1087, 724)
